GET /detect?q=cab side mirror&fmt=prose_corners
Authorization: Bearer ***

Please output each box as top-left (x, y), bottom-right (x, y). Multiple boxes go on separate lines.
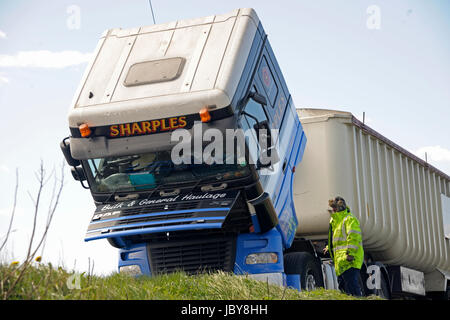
top-left (60, 138), bottom-right (80, 167)
top-left (253, 120), bottom-right (272, 150)
top-left (61, 137), bottom-right (88, 186)
top-left (253, 120), bottom-right (270, 132)
top-left (249, 91), bottom-right (267, 106)
top-left (253, 121), bottom-right (279, 170)
top-left (71, 166), bottom-right (87, 181)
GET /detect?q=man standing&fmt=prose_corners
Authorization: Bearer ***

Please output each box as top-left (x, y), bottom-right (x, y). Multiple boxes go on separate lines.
top-left (324, 196), bottom-right (364, 297)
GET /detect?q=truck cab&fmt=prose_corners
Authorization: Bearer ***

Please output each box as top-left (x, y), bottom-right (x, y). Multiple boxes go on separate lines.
top-left (61, 8), bottom-right (307, 288)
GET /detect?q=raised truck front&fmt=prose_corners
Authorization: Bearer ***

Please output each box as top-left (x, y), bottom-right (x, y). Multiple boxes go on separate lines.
top-left (60, 8), bottom-right (306, 286)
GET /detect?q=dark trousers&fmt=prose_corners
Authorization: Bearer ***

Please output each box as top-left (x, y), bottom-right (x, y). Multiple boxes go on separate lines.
top-left (338, 267), bottom-right (364, 297)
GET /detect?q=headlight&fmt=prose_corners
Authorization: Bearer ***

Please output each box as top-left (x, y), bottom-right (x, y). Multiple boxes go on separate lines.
top-left (119, 265), bottom-right (142, 276)
top-left (245, 253), bottom-right (278, 265)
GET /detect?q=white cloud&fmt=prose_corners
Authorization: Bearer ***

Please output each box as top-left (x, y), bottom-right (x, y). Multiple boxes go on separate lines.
top-left (0, 164), bottom-right (10, 173)
top-left (415, 145), bottom-right (450, 162)
top-left (0, 75), bottom-right (9, 85)
top-left (0, 50), bottom-right (93, 68)
top-left (0, 30), bottom-right (6, 39)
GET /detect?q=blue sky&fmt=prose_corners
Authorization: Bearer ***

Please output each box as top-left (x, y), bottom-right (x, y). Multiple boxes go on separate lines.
top-left (0, 0), bottom-right (449, 275)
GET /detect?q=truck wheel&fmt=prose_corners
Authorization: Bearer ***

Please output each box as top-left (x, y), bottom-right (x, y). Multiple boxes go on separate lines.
top-left (284, 252), bottom-right (324, 291)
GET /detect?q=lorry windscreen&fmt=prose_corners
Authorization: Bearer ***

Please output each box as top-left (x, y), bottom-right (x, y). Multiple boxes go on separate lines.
top-left (85, 151), bottom-right (250, 193)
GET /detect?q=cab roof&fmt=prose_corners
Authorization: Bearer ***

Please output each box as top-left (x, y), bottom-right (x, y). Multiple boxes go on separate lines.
top-left (68, 8), bottom-right (261, 128)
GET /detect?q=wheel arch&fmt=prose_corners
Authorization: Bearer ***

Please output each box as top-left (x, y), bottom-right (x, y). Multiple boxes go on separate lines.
top-left (284, 238), bottom-right (325, 288)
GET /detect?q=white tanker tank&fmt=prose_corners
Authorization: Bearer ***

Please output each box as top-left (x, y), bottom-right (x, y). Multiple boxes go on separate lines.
top-left (293, 108), bottom-right (450, 293)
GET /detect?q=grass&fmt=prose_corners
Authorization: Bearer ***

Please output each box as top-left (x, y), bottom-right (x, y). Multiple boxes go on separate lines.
top-left (0, 262), bottom-right (382, 300)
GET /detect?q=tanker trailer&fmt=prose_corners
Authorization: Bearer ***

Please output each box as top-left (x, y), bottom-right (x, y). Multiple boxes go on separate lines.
top-left (293, 108), bottom-right (450, 299)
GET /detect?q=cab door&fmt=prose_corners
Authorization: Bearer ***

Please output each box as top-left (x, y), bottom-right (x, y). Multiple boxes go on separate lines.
top-left (258, 44), bottom-right (303, 248)
top-left (252, 51), bottom-right (288, 208)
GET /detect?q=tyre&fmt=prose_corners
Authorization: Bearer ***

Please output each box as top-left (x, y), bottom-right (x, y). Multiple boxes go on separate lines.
top-left (284, 252), bottom-right (324, 291)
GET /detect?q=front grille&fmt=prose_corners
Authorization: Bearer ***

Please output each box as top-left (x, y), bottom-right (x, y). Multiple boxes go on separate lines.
top-left (147, 235), bottom-right (236, 275)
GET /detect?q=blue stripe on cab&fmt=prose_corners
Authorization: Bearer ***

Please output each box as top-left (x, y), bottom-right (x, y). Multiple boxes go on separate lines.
top-left (85, 223), bottom-right (223, 242)
top-left (90, 207), bottom-right (230, 225)
top-left (87, 216), bottom-right (226, 234)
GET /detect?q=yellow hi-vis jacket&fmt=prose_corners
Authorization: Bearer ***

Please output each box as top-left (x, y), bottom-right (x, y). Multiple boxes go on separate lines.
top-left (327, 208), bottom-right (364, 276)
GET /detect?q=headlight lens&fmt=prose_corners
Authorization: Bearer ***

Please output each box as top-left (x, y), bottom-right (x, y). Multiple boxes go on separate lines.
top-left (119, 265), bottom-right (142, 276)
top-left (245, 253), bottom-right (278, 265)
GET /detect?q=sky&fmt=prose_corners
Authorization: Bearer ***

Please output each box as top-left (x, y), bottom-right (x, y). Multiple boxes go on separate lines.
top-left (0, 0), bottom-right (449, 275)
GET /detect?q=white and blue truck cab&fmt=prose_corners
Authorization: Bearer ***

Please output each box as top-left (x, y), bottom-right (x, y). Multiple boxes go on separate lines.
top-left (60, 8), bottom-right (314, 290)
